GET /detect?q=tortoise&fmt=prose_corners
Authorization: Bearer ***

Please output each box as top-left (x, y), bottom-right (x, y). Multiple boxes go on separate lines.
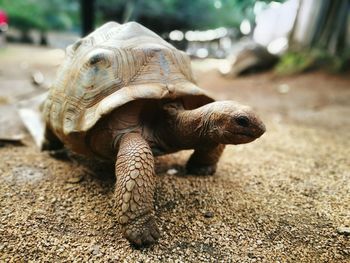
top-left (42, 21), bottom-right (265, 247)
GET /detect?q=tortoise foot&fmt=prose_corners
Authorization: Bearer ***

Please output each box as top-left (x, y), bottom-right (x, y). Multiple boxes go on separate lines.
top-left (123, 214), bottom-right (160, 247)
top-left (186, 164), bottom-right (217, 175)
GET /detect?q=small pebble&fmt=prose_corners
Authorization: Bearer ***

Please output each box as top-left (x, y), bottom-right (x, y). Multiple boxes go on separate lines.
top-left (65, 175), bottom-right (84, 184)
top-left (92, 245), bottom-right (100, 255)
top-left (167, 168), bottom-right (178, 175)
top-left (31, 71), bottom-right (45, 86)
top-left (203, 211), bottom-right (214, 218)
top-left (277, 84), bottom-right (290, 94)
top-left (337, 226), bottom-right (350, 236)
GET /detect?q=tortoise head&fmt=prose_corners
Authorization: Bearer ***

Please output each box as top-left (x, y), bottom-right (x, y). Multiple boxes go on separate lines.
top-left (203, 101), bottom-right (266, 145)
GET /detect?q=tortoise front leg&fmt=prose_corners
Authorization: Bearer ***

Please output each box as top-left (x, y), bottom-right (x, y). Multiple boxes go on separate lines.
top-left (115, 133), bottom-right (160, 247)
top-left (186, 144), bottom-right (225, 175)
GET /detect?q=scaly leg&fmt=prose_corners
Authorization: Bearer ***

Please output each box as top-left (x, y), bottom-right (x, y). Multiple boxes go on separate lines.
top-left (115, 133), bottom-right (160, 247)
top-left (186, 144), bottom-right (225, 175)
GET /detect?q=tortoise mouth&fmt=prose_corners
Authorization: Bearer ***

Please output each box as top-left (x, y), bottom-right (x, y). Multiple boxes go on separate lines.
top-left (223, 131), bottom-right (257, 144)
top-left (236, 132), bottom-right (256, 138)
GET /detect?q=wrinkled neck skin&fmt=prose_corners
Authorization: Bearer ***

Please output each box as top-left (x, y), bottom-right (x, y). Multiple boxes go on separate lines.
top-left (158, 104), bottom-right (218, 150)
top-left (156, 100), bottom-right (266, 151)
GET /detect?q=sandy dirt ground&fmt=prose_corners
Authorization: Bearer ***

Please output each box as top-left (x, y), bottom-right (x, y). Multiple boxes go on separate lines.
top-left (0, 45), bottom-right (349, 262)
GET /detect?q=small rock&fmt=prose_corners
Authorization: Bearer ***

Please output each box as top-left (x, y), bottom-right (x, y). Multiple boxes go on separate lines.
top-left (277, 84), bottom-right (290, 94)
top-left (203, 211), bottom-right (214, 218)
top-left (337, 226), bottom-right (350, 236)
top-left (38, 196), bottom-right (45, 201)
top-left (31, 71), bottom-right (45, 86)
top-left (167, 168), bottom-right (178, 175)
top-left (91, 245), bottom-right (100, 255)
top-left (35, 209), bottom-right (46, 218)
top-left (65, 175), bottom-right (84, 184)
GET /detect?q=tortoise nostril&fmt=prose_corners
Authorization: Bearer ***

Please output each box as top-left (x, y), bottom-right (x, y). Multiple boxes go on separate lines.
top-left (236, 116), bottom-right (250, 127)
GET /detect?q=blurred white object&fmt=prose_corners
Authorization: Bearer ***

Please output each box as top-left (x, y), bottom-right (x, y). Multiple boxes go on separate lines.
top-left (267, 37), bottom-right (289, 55)
top-left (169, 30), bottom-right (184, 41)
top-left (253, 0), bottom-right (299, 47)
top-left (277, 84), bottom-right (290, 94)
top-left (31, 71), bottom-right (45, 86)
top-left (166, 168), bottom-right (178, 175)
top-left (17, 93), bottom-right (47, 147)
top-left (214, 0), bottom-right (222, 9)
top-left (196, 48), bottom-right (209, 58)
top-left (0, 104), bottom-right (26, 142)
top-left (292, 0), bottom-right (326, 47)
top-left (240, 19), bottom-right (252, 35)
top-left (218, 59), bottom-right (232, 75)
top-left (184, 27), bottom-right (228, 42)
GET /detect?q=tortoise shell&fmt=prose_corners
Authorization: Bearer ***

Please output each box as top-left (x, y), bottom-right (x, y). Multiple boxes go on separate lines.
top-left (42, 21), bottom-right (214, 154)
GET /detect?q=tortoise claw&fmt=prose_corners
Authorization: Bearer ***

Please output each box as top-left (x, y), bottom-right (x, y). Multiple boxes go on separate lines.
top-left (123, 215), bottom-right (160, 248)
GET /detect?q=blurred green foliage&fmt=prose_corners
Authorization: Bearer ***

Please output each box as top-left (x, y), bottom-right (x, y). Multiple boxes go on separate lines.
top-left (97, 0), bottom-right (285, 33)
top-left (98, 0), bottom-right (255, 31)
top-left (276, 0), bottom-right (350, 74)
top-left (0, 0), bottom-right (284, 34)
top-left (275, 49), bottom-right (350, 75)
top-left (0, 0), bottom-right (78, 32)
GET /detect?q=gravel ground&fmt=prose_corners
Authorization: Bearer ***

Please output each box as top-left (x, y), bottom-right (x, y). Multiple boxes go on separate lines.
top-left (0, 45), bottom-right (350, 262)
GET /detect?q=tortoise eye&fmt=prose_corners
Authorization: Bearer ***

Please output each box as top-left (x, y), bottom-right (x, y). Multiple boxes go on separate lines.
top-left (235, 116), bottom-right (250, 127)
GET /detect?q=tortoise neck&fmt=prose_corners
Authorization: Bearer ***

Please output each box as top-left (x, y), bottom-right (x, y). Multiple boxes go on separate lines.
top-left (161, 105), bottom-right (214, 149)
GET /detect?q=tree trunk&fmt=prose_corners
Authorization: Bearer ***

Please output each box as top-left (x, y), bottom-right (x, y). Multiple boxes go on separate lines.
top-left (80, 0), bottom-right (95, 36)
top-left (291, 0), bottom-right (350, 55)
top-left (40, 31), bottom-right (48, 46)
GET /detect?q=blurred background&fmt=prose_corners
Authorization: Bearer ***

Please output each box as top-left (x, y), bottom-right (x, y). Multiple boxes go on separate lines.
top-left (0, 0), bottom-right (349, 142)
top-left (0, 0), bottom-right (349, 75)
